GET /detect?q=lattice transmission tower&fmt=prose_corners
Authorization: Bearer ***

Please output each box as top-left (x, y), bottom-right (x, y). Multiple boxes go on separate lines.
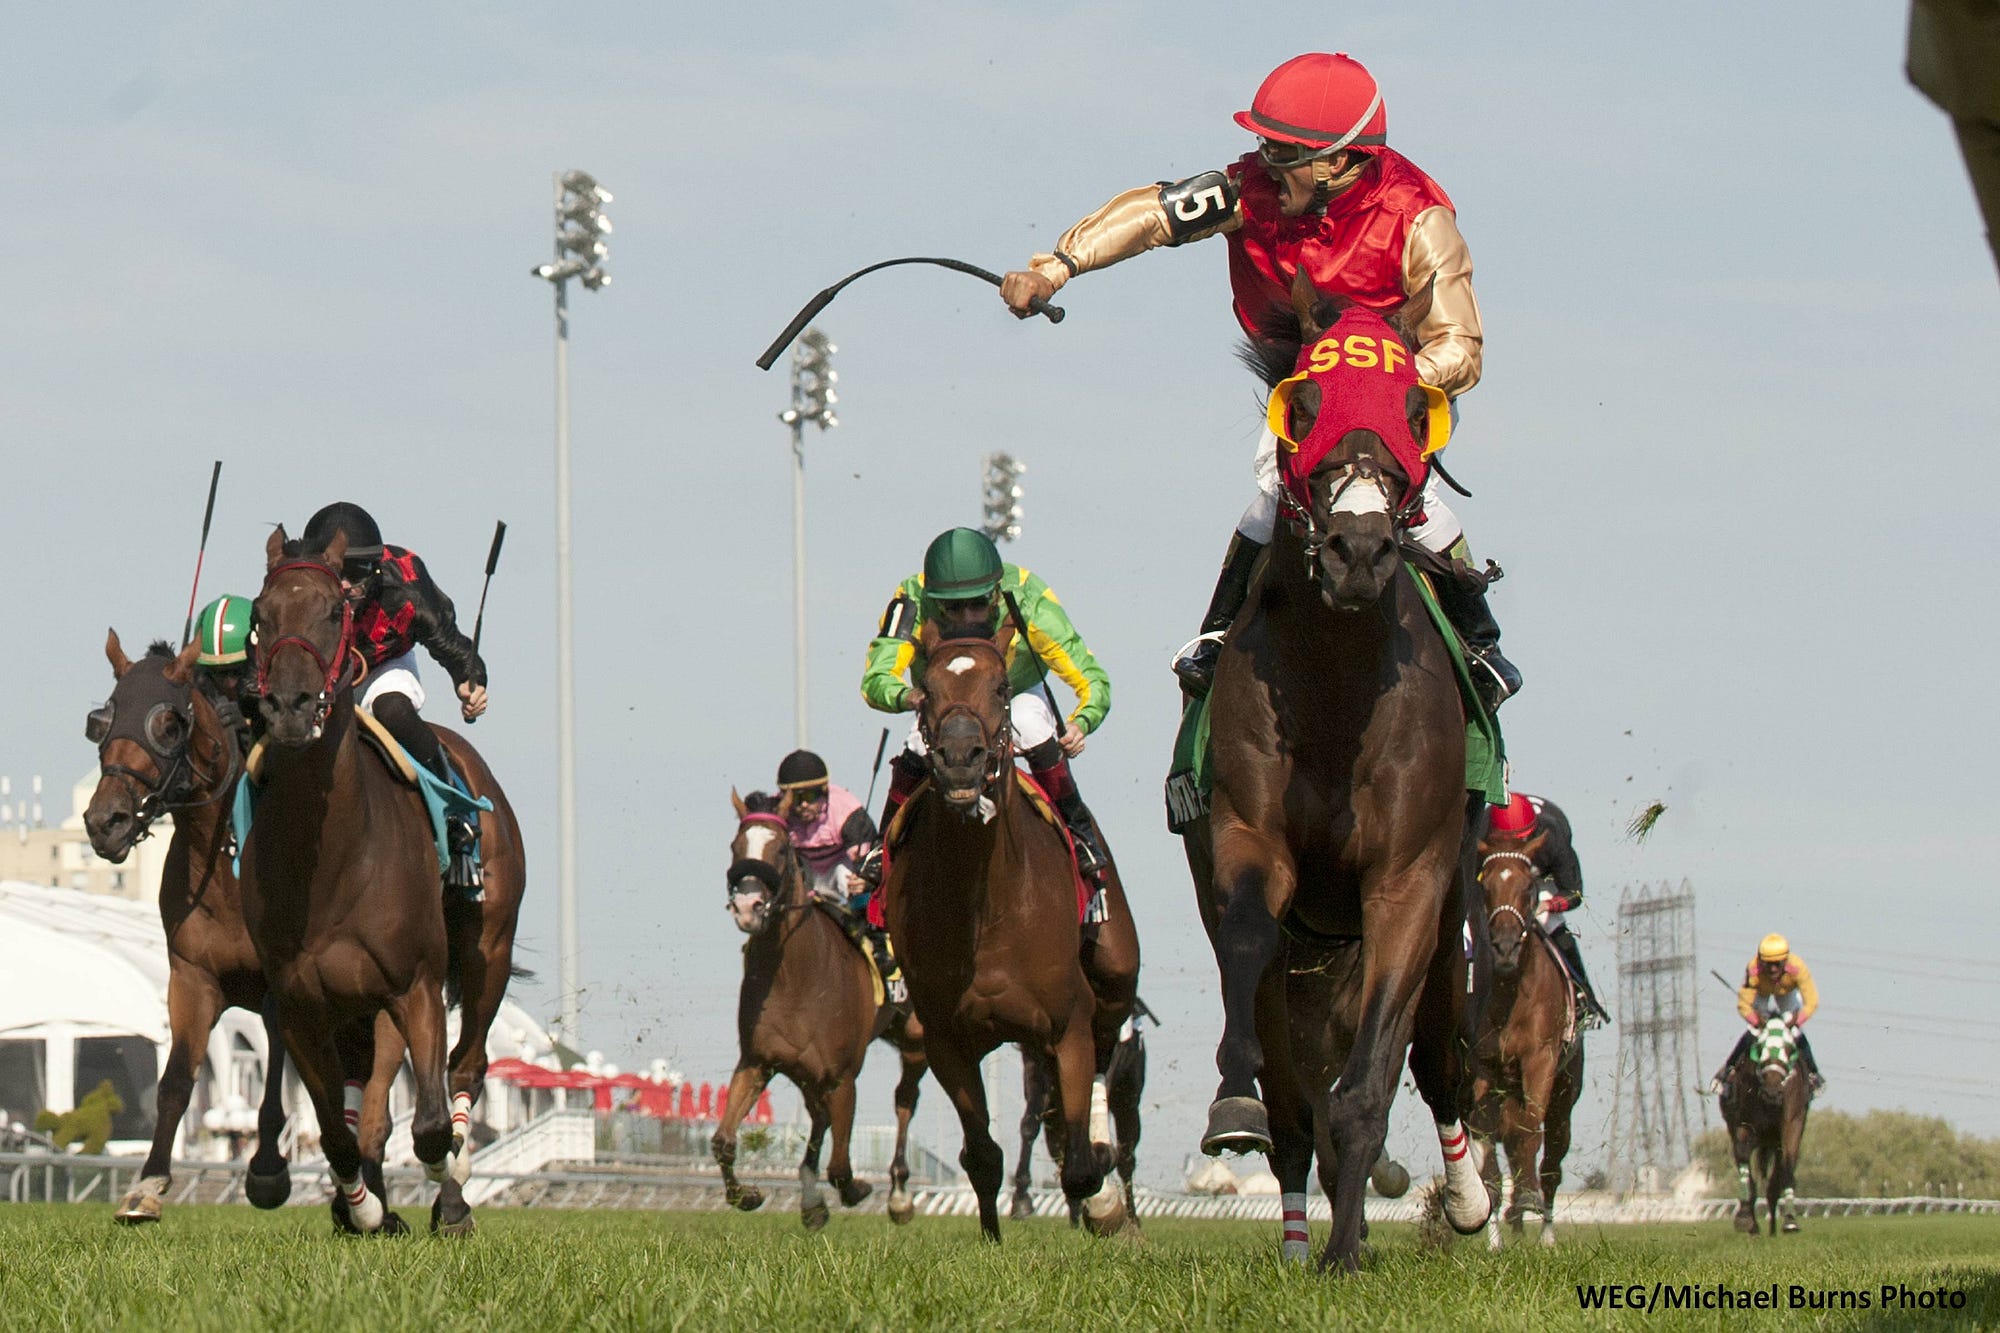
top-left (1604, 880), bottom-right (1707, 1194)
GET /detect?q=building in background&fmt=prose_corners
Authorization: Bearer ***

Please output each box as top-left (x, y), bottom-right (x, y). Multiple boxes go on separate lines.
top-left (0, 772), bottom-right (168, 903)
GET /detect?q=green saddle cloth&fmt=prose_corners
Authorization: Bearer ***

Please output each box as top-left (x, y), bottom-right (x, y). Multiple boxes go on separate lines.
top-left (1164, 562), bottom-right (1506, 833)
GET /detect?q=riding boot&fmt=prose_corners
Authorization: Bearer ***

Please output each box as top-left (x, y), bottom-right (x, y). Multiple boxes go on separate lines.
top-left (369, 693), bottom-right (481, 893)
top-left (1172, 532), bottom-right (1264, 698)
top-left (866, 927), bottom-right (906, 1003)
top-left (1023, 745), bottom-right (1110, 879)
top-left (1426, 540), bottom-right (1523, 711)
top-left (858, 750), bottom-right (927, 886)
top-left (1550, 926), bottom-right (1610, 1026)
top-left (1796, 1031), bottom-right (1825, 1091)
top-left (1709, 1031), bottom-right (1754, 1095)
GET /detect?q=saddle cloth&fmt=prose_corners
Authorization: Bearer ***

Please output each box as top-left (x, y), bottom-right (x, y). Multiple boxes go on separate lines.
top-left (876, 769), bottom-right (1090, 926)
top-left (231, 708), bottom-right (493, 878)
top-left (1164, 558), bottom-right (1508, 834)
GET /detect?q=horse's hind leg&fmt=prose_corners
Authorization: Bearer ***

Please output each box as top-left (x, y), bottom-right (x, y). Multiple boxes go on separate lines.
top-left (926, 1038), bottom-right (1007, 1242)
top-left (244, 994), bottom-right (294, 1210)
top-left (442, 896), bottom-right (502, 1185)
top-left (826, 1075), bottom-right (872, 1208)
top-left (1012, 1049), bottom-right (1048, 1221)
top-left (798, 1093), bottom-right (831, 1232)
top-left (116, 968), bottom-right (222, 1224)
top-left (710, 1065), bottom-right (770, 1211)
top-left (887, 1036), bottom-right (925, 1225)
top-left (1109, 1031), bottom-right (1145, 1231)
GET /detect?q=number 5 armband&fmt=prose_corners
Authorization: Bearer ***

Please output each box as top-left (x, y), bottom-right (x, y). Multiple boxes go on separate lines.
top-left (1158, 171), bottom-right (1239, 245)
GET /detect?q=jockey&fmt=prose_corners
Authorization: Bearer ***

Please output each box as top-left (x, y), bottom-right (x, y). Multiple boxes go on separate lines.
top-left (999, 52), bottom-right (1519, 711)
top-left (774, 749), bottom-right (900, 998)
top-left (859, 527), bottom-right (1113, 879)
top-left (192, 594), bottom-right (258, 751)
top-left (300, 502), bottom-right (488, 891)
top-left (1710, 934), bottom-right (1824, 1094)
top-left (1488, 792), bottom-right (1610, 1027)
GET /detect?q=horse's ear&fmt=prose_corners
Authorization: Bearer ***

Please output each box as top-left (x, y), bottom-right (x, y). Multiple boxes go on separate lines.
top-left (992, 619), bottom-right (1018, 666)
top-left (266, 526), bottom-right (288, 569)
top-left (105, 629), bottom-right (132, 678)
top-left (1521, 830), bottom-right (1550, 860)
top-left (730, 787), bottom-right (747, 820)
top-left (322, 529), bottom-right (349, 570)
top-left (1290, 269), bottom-right (1325, 341)
top-left (1392, 274), bottom-right (1436, 348)
top-left (165, 639), bottom-right (201, 685)
top-left (777, 789), bottom-right (795, 821)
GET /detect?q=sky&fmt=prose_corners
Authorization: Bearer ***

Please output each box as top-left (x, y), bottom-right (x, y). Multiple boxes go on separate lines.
top-left (3, 2), bottom-right (1996, 1189)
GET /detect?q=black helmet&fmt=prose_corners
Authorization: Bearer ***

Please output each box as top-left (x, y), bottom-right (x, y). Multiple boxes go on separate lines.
top-left (776, 750), bottom-right (829, 790)
top-left (302, 502), bottom-right (385, 566)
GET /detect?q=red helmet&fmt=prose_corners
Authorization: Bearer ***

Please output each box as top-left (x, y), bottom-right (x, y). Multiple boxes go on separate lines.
top-left (1234, 53), bottom-right (1386, 150)
top-left (1488, 792), bottom-right (1537, 836)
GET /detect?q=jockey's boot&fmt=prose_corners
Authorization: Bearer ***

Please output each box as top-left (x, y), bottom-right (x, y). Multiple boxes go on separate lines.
top-left (866, 927), bottom-right (907, 1004)
top-left (1709, 1030), bottom-right (1755, 1096)
top-left (1023, 743), bottom-right (1110, 878)
top-left (372, 694), bottom-right (482, 892)
top-left (858, 750), bottom-right (927, 886)
top-left (1550, 927), bottom-right (1611, 1028)
top-left (1426, 543), bottom-right (1522, 711)
top-left (1172, 532), bottom-right (1264, 698)
top-left (1796, 1031), bottom-right (1826, 1092)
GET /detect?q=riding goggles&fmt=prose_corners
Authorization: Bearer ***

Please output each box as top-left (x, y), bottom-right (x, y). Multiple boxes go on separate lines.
top-left (84, 700), bottom-right (189, 757)
top-left (1257, 137), bottom-right (1342, 169)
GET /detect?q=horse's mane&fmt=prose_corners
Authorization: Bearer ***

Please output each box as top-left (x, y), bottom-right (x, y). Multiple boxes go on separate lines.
top-left (741, 791), bottom-right (784, 815)
top-left (145, 640), bottom-right (175, 660)
top-left (1237, 302), bottom-right (1307, 392)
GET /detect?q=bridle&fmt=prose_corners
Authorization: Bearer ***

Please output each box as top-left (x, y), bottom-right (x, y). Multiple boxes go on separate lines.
top-left (254, 559), bottom-right (362, 734)
top-left (916, 638), bottom-right (1012, 800)
top-left (1277, 456), bottom-right (1426, 585)
top-left (87, 668), bottom-right (241, 840)
top-left (1479, 848), bottom-right (1541, 959)
top-left (726, 811), bottom-right (809, 933)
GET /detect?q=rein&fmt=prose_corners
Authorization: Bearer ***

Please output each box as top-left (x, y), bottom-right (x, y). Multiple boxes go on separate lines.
top-left (254, 559), bottom-right (359, 731)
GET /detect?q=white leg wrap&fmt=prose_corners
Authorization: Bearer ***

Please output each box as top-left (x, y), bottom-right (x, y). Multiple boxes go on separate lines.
top-left (1281, 1191), bottom-right (1310, 1264)
top-left (338, 1174), bottom-right (383, 1231)
top-left (1436, 1121), bottom-right (1490, 1230)
top-left (1540, 1220), bottom-right (1558, 1247)
top-left (342, 1080), bottom-right (364, 1134)
top-left (449, 1091), bottom-right (474, 1184)
top-left (798, 1163), bottom-right (823, 1211)
top-left (1088, 1076), bottom-right (1111, 1148)
top-left (1486, 1214), bottom-right (1503, 1253)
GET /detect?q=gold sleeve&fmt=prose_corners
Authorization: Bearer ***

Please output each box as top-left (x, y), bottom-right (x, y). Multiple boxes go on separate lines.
top-left (1404, 206), bottom-right (1484, 399)
top-left (1029, 186), bottom-right (1193, 291)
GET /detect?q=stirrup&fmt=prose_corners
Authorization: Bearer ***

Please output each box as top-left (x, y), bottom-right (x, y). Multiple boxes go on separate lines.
top-left (1170, 632), bottom-right (1225, 697)
top-left (1467, 648), bottom-right (1522, 712)
top-left (857, 846), bottom-right (885, 888)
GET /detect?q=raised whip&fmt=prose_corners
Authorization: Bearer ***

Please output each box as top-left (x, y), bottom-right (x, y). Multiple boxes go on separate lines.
top-left (756, 257), bottom-right (1062, 371)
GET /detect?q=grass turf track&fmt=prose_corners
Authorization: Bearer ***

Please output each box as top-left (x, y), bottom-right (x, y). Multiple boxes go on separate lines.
top-left (1, 1205), bottom-right (1998, 1331)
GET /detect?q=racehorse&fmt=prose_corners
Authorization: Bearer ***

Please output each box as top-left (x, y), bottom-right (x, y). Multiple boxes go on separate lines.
top-left (1467, 825), bottom-right (1584, 1249)
top-left (1187, 272), bottom-right (1491, 1270)
top-left (887, 629), bottom-right (1139, 1241)
top-left (83, 635), bottom-right (292, 1224)
top-left (1010, 1010), bottom-right (1147, 1225)
top-left (715, 789), bottom-right (928, 1229)
top-left (1721, 1016), bottom-right (1812, 1235)
top-left (245, 526), bottom-right (517, 1234)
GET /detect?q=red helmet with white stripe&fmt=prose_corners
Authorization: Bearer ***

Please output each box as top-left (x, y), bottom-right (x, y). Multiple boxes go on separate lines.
top-left (1234, 53), bottom-right (1387, 151)
top-left (1488, 792), bottom-right (1537, 836)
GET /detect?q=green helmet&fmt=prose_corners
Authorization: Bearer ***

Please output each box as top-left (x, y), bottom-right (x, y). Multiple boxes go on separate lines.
top-left (194, 594), bottom-right (254, 667)
top-left (922, 528), bottom-right (1004, 601)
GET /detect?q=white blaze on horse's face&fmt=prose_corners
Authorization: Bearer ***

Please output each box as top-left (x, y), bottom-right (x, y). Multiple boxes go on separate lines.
top-left (741, 825), bottom-right (778, 863)
top-left (1326, 475), bottom-right (1390, 519)
top-left (943, 657), bottom-right (978, 677)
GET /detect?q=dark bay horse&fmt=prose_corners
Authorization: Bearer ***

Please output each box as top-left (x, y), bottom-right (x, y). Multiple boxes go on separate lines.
top-left (1468, 828), bottom-right (1583, 1249)
top-left (245, 526), bottom-right (509, 1234)
top-left (715, 789), bottom-right (928, 1229)
top-left (1722, 1017), bottom-right (1811, 1234)
top-left (1011, 1014), bottom-right (1147, 1224)
top-left (83, 634), bottom-right (292, 1224)
top-left (886, 630), bottom-right (1138, 1241)
top-left (1190, 275), bottom-right (1491, 1270)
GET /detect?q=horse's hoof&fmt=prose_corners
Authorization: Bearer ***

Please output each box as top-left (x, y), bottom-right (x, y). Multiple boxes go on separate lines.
top-left (448, 1141), bottom-right (473, 1187)
top-left (429, 1197), bottom-right (475, 1238)
top-left (801, 1201), bottom-right (830, 1232)
top-left (1781, 1218), bottom-right (1800, 1234)
top-left (1200, 1096), bottom-right (1271, 1155)
top-left (113, 1195), bottom-right (163, 1225)
top-left (379, 1210), bottom-right (412, 1237)
top-left (836, 1177), bottom-right (873, 1208)
top-left (1734, 1210), bottom-right (1758, 1234)
top-left (1082, 1187), bottom-right (1127, 1239)
top-left (888, 1201), bottom-right (916, 1226)
top-left (729, 1187), bottom-right (764, 1212)
top-left (1540, 1223), bottom-right (1558, 1248)
top-left (331, 1192), bottom-right (384, 1235)
top-left (1009, 1191), bottom-right (1034, 1221)
top-left (243, 1162), bottom-right (292, 1210)
top-left (1485, 1219), bottom-right (1503, 1253)
top-left (1369, 1158), bottom-right (1411, 1199)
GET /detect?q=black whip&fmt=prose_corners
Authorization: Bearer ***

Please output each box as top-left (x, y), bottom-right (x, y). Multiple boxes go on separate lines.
top-left (179, 461), bottom-right (223, 649)
top-left (862, 726), bottom-right (891, 811)
top-left (757, 256), bottom-right (1063, 370)
top-left (466, 520), bottom-right (506, 726)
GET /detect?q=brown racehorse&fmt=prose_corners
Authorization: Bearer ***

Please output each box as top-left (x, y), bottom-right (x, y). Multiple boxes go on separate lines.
top-left (886, 629), bottom-right (1137, 1242)
top-left (1468, 827), bottom-right (1584, 1249)
top-left (1721, 1017), bottom-right (1811, 1235)
top-left (1190, 274), bottom-right (1492, 1270)
top-left (1011, 1018), bottom-right (1146, 1226)
top-left (245, 526), bottom-right (510, 1234)
top-left (714, 789), bottom-right (928, 1229)
top-left (83, 635), bottom-right (294, 1223)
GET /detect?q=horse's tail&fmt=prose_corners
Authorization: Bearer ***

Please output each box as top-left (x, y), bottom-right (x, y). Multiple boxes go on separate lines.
top-left (444, 896), bottom-right (480, 1009)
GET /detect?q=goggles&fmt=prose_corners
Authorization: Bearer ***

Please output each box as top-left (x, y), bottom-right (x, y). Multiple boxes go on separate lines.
top-left (1258, 137), bottom-right (1342, 169)
top-left (85, 699), bottom-right (190, 757)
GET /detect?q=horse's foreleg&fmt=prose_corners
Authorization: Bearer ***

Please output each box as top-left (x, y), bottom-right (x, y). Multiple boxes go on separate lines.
top-left (798, 1092), bottom-right (831, 1232)
top-left (925, 1038), bottom-right (1006, 1242)
top-left (115, 969), bottom-right (222, 1224)
top-left (710, 1065), bottom-right (769, 1212)
top-left (1732, 1132), bottom-right (1759, 1233)
top-left (887, 1039), bottom-right (925, 1225)
top-left (1109, 1032), bottom-right (1145, 1229)
top-left (1539, 1051), bottom-right (1581, 1248)
top-left (1053, 998), bottom-right (1122, 1237)
top-left (387, 984), bottom-right (469, 1236)
top-left (246, 994), bottom-right (293, 1200)
top-left (1406, 881), bottom-right (1490, 1241)
top-left (283, 1004), bottom-right (383, 1234)
top-left (1507, 1047), bottom-right (1557, 1234)
top-left (343, 1015), bottom-right (411, 1235)
top-left (1203, 839), bottom-right (1292, 1153)
top-left (826, 1075), bottom-right (871, 1208)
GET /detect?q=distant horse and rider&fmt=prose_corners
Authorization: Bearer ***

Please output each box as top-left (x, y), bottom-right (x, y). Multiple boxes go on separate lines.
top-left (715, 787), bottom-right (927, 1229)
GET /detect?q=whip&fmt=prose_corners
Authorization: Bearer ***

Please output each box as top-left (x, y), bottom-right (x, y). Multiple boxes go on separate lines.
top-left (466, 520), bottom-right (506, 726)
top-left (179, 461), bottom-right (224, 648)
top-left (756, 257), bottom-right (1063, 370)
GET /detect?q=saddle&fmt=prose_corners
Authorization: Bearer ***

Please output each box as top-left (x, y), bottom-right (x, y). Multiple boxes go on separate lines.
top-left (880, 770), bottom-right (1093, 925)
